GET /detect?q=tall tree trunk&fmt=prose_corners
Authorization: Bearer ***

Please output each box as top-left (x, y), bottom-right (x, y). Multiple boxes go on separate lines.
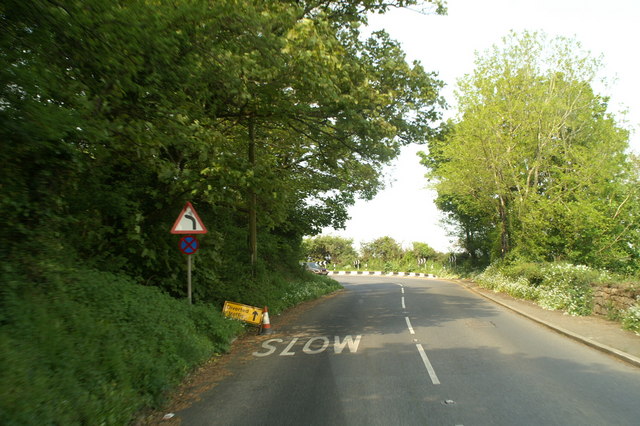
top-left (465, 228), bottom-right (476, 260)
top-left (248, 117), bottom-right (257, 277)
top-left (498, 195), bottom-right (510, 258)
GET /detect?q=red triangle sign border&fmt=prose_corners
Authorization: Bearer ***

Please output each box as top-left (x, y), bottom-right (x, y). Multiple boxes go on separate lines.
top-left (170, 202), bottom-right (208, 234)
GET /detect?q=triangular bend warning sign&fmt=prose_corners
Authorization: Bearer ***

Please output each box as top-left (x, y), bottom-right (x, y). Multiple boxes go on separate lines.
top-left (170, 202), bottom-right (208, 234)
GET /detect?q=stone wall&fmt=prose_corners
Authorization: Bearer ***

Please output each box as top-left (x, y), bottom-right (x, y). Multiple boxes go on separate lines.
top-left (592, 284), bottom-right (640, 317)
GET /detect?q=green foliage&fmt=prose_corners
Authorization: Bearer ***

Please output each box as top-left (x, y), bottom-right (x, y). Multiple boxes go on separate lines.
top-left (410, 242), bottom-right (438, 260)
top-left (621, 302), bottom-right (640, 335)
top-left (499, 262), bottom-right (546, 287)
top-left (1, 0), bottom-right (444, 296)
top-left (271, 275), bottom-right (343, 314)
top-left (0, 265), bottom-right (340, 424)
top-left (302, 235), bottom-right (358, 265)
top-left (219, 265), bottom-right (342, 315)
top-left (535, 263), bottom-right (601, 316)
top-left (477, 261), bottom-right (613, 316)
top-left (0, 268), bottom-right (244, 425)
top-left (361, 236), bottom-right (403, 262)
top-left (476, 265), bottom-right (541, 301)
top-left (422, 31), bottom-right (638, 273)
top-left (301, 235), bottom-right (454, 275)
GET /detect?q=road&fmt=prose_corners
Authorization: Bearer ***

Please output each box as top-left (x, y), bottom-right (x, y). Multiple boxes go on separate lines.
top-left (176, 276), bottom-right (640, 425)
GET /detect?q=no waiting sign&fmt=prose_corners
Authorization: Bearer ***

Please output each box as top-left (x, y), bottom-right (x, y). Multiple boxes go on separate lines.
top-left (179, 236), bottom-right (199, 255)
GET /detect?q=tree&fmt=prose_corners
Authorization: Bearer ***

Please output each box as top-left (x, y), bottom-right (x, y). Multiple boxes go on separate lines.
top-left (423, 31), bottom-right (638, 270)
top-left (302, 236), bottom-right (358, 265)
top-left (200, 2), bottom-right (445, 271)
top-left (361, 236), bottom-right (403, 262)
top-left (410, 242), bottom-right (437, 260)
top-left (1, 0), bottom-right (446, 299)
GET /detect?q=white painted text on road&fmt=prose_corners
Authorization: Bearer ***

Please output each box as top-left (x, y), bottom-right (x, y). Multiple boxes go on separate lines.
top-left (252, 335), bottom-right (362, 357)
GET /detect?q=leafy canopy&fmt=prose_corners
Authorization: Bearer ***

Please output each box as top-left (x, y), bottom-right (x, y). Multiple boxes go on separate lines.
top-left (1, 0), bottom-right (445, 295)
top-left (422, 31), bottom-right (638, 272)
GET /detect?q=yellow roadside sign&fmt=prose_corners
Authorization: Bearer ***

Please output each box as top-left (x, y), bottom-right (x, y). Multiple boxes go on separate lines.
top-left (222, 301), bottom-right (264, 325)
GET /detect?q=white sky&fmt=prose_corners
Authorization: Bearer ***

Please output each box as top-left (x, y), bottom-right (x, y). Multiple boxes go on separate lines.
top-left (321, 0), bottom-right (640, 253)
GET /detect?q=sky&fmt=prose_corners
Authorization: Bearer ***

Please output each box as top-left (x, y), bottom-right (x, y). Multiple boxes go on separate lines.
top-left (321, 0), bottom-right (640, 253)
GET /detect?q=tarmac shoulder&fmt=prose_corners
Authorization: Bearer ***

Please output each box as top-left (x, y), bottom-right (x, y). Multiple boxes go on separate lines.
top-left (453, 279), bottom-right (640, 368)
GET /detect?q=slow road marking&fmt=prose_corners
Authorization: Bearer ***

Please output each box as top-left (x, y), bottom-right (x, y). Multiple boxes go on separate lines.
top-left (252, 335), bottom-right (362, 357)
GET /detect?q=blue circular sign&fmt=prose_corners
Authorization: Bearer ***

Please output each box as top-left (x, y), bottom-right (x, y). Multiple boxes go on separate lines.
top-left (179, 235), bottom-right (199, 255)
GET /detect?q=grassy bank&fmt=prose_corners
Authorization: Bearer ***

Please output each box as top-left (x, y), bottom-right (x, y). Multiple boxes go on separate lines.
top-left (474, 261), bottom-right (640, 333)
top-left (0, 267), bottom-right (340, 425)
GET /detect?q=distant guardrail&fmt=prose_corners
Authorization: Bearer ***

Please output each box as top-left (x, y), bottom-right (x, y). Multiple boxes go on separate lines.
top-left (329, 271), bottom-right (437, 278)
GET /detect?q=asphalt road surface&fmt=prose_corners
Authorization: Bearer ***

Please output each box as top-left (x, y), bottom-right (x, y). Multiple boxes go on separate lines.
top-left (176, 276), bottom-right (640, 425)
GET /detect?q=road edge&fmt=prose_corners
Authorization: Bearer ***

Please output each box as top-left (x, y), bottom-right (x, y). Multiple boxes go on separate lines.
top-left (449, 278), bottom-right (640, 369)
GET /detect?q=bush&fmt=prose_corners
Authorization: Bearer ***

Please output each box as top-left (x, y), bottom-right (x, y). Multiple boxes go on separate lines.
top-left (622, 302), bottom-right (640, 335)
top-left (477, 265), bottom-right (540, 301)
top-left (536, 263), bottom-right (610, 316)
top-left (274, 275), bottom-right (343, 314)
top-left (0, 268), bottom-right (244, 425)
top-left (477, 261), bottom-right (612, 316)
top-left (501, 262), bottom-right (545, 286)
top-left (0, 259), bottom-right (342, 426)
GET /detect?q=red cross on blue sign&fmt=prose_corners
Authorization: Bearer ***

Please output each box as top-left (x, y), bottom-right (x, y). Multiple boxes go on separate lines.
top-left (179, 235), bottom-right (199, 255)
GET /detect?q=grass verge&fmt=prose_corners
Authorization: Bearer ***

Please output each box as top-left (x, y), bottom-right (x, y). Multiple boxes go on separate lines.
top-left (0, 267), bottom-right (341, 425)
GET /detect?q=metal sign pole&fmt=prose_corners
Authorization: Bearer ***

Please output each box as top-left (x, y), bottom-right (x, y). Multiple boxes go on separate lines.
top-left (187, 254), bottom-right (192, 304)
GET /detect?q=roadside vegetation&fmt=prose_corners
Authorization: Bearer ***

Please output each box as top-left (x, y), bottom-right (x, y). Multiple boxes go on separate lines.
top-left (475, 262), bottom-right (640, 333)
top-left (1, 0), bottom-right (444, 424)
top-left (1, 263), bottom-right (339, 425)
top-left (303, 235), bottom-right (455, 276)
top-left (477, 262), bottom-right (612, 316)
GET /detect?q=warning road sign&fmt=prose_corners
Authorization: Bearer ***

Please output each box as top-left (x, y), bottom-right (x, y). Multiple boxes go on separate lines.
top-left (222, 301), bottom-right (264, 325)
top-left (171, 202), bottom-right (208, 234)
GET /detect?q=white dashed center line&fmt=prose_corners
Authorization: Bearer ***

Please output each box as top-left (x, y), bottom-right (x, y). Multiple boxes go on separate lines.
top-left (405, 316), bottom-right (415, 334)
top-left (417, 343), bottom-right (441, 385)
top-left (399, 282), bottom-right (441, 385)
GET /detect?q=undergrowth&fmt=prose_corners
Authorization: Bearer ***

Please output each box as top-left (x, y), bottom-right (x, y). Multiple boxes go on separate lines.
top-left (0, 266), bottom-right (340, 425)
top-left (471, 261), bottom-right (640, 334)
top-left (476, 262), bottom-right (612, 316)
top-left (622, 301), bottom-right (640, 335)
top-left (274, 274), bottom-right (342, 314)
